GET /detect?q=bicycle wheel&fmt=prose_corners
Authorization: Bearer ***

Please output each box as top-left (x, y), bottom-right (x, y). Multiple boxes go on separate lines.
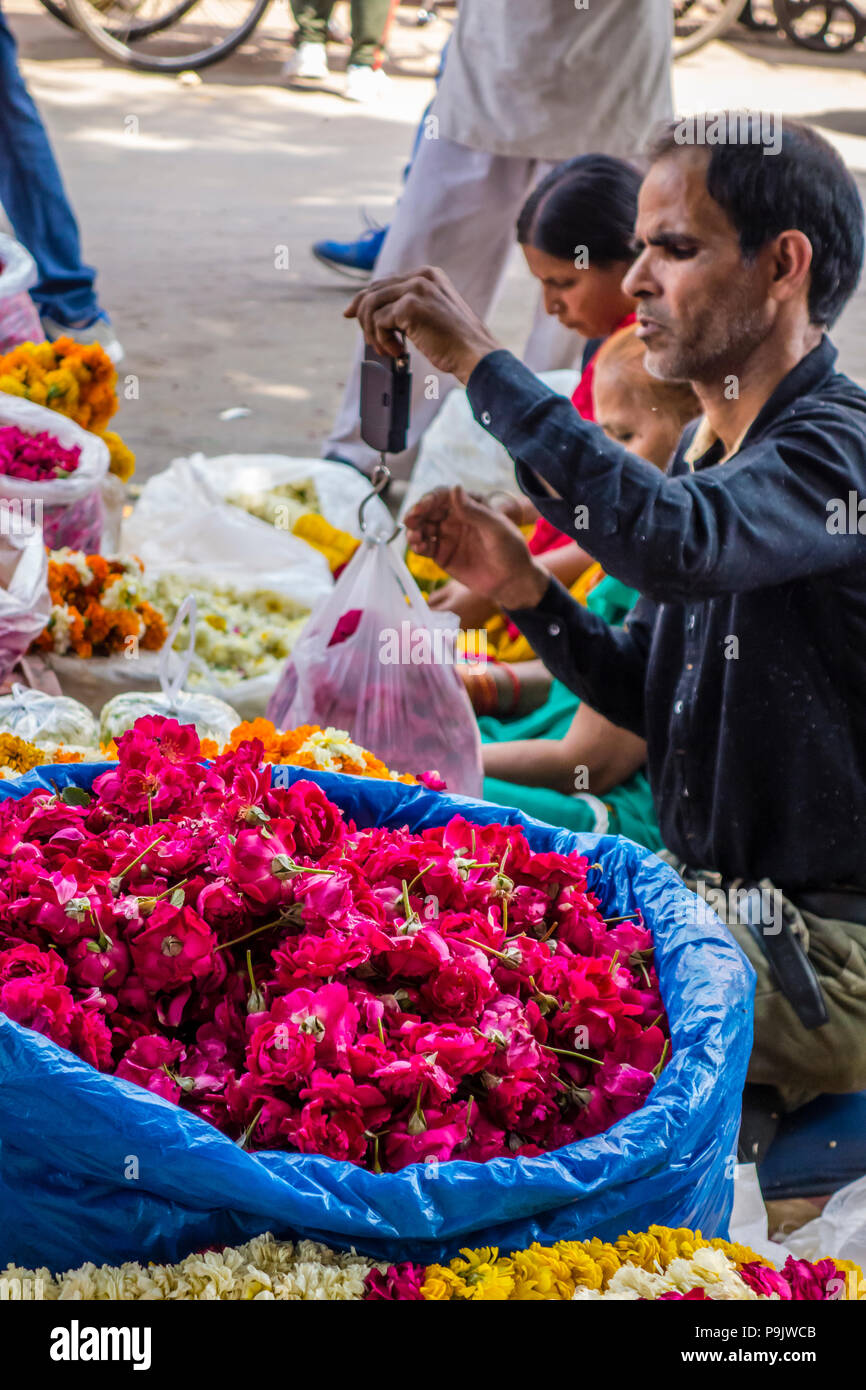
top-left (773, 0), bottom-right (865, 50)
top-left (38, 0), bottom-right (181, 34)
top-left (37, 0), bottom-right (77, 29)
top-left (65, 0), bottom-right (271, 70)
top-left (673, 0), bottom-right (749, 56)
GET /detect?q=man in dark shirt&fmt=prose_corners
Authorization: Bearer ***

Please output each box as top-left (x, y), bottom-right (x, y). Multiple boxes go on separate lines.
top-left (346, 114), bottom-right (866, 1116)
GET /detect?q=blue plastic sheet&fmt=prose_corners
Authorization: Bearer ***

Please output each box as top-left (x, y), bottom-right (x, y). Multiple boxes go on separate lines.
top-left (0, 763), bottom-right (755, 1270)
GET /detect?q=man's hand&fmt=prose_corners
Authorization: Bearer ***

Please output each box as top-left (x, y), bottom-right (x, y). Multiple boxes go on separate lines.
top-left (345, 267), bottom-right (501, 384)
top-left (405, 486), bottom-right (550, 611)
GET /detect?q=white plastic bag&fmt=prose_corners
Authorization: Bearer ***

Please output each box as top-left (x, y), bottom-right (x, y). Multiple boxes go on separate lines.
top-left (0, 234), bottom-right (43, 354)
top-left (0, 527), bottom-right (50, 681)
top-left (399, 369), bottom-right (579, 522)
top-left (123, 457), bottom-right (334, 720)
top-left (268, 536), bottom-right (483, 796)
top-left (0, 392), bottom-right (109, 551)
top-left (781, 1174), bottom-right (866, 1272)
top-left (136, 452), bottom-right (392, 540)
top-left (99, 597), bottom-right (239, 745)
top-left (144, 563), bottom-right (318, 723)
top-left (49, 649), bottom-right (164, 716)
top-left (123, 459), bottom-right (333, 583)
top-left (0, 683), bottom-right (98, 746)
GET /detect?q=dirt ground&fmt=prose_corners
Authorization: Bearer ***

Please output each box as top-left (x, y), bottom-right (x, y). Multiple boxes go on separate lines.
top-left (5, 2), bottom-right (866, 481)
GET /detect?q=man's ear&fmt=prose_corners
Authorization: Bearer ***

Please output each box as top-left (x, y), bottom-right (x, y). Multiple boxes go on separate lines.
top-left (767, 229), bottom-right (813, 305)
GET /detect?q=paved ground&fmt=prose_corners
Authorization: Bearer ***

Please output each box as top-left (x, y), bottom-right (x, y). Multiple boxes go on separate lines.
top-left (6, 2), bottom-right (866, 480)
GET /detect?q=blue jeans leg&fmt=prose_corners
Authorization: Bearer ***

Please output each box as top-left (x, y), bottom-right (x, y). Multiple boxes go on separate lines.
top-left (0, 8), bottom-right (103, 325)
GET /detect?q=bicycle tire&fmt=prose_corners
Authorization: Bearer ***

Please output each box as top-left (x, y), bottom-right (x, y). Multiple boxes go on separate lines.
top-left (38, 0), bottom-right (198, 39)
top-left (121, 0), bottom-right (205, 42)
top-left (36, 0), bottom-right (77, 29)
top-left (65, 0), bottom-right (271, 70)
top-left (674, 0), bottom-right (748, 56)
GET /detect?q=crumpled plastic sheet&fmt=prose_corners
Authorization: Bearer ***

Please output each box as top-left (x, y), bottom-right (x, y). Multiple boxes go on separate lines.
top-left (0, 763), bottom-right (755, 1270)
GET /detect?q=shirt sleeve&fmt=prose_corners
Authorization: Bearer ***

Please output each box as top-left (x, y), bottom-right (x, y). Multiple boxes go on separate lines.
top-left (505, 578), bottom-right (654, 738)
top-left (467, 349), bottom-right (866, 603)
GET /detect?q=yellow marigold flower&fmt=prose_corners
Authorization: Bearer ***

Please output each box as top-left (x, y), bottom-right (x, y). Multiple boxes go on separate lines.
top-left (0, 339), bottom-right (118, 432)
top-left (464, 1264), bottom-right (515, 1301)
top-left (449, 1247), bottom-right (515, 1301)
top-left (26, 380), bottom-right (49, 408)
top-left (406, 549), bottom-right (448, 587)
top-left (292, 513), bottom-right (359, 573)
top-left (550, 1241), bottom-right (608, 1291)
top-left (705, 1236), bottom-right (771, 1269)
top-left (569, 1239), bottom-right (622, 1289)
top-left (615, 1230), bottom-right (663, 1270)
top-left (511, 1246), bottom-right (575, 1300)
top-left (100, 429), bottom-right (136, 482)
top-left (420, 1266), bottom-right (467, 1301)
top-left (647, 1225), bottom-right (702, 1267)
top-left (0, 732), bottom-right (48, 773)
top-left (832, 1259), bottom-right (866, 1300)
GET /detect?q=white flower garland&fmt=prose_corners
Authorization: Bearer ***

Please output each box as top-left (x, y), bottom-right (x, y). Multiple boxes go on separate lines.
top-left (572, 1247), bottom-right (760, 1300)
top-left (2, 1234), bottom-right (380, 1301)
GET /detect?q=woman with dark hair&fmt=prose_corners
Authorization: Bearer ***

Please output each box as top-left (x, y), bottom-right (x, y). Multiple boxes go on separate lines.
top-left (516, 153), bottom-right (641, 353)
top-left (431, 153), bottom-right (641, 623)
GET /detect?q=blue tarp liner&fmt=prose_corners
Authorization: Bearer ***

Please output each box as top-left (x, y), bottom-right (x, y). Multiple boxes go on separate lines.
top-left (0, 763), bottom-right (755, 1270)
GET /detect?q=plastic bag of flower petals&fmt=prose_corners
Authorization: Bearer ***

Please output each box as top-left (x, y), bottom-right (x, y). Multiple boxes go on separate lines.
top-left (0, 235), bottom-right (44, 355)
top-left (99, 595), bottom-right (240, 743)
top-left (268, 535), bottom-right (483, 796)
top-left (0, 393), bottom-right (109, 551)
top-left (0, 529), bottom-right (51, 681)
top-left (0, 682), bottom-right (97, 746)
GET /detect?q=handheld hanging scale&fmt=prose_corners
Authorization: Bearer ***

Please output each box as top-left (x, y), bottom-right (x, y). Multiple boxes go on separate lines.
top-left (358, 333), bottom-right (411, 541)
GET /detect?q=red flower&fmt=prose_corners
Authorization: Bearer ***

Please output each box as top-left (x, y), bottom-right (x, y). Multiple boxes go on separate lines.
top-left (287, 1098), bottom-right (369, 1164)
top-left (128, 902), bottom-right (218, 993)
top-left (245, 1018), bottom-right (316, 1088)
top-left (0, 717), bottom-right (669, 1173)
top-left (0, 942), bottom-right (67, 988)
top-left (116, 1034), bottom-right (187, 1101)
top-left (364, 1264), bottom-right (426, 1300)
top-left (69, 1003), bottom-right (114, 1070)
top-left (419, 957), bottom-right (495, 1023)
top-left (0, 976), bottom-right (76, 1047)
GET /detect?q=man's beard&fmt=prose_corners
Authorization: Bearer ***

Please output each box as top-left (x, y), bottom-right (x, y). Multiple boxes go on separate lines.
top-left (643, 300), bottom-right (771, 387)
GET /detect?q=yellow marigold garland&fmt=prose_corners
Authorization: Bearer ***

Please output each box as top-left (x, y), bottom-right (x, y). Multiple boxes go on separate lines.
top-left (0, 338), bottom-right (135, 481)
top-left (418, 1225), bottom-right (848, 1301)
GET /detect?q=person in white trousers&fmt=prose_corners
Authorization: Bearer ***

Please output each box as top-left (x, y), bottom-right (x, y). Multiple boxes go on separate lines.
top-left (324, 0), bottom-right (674, 477)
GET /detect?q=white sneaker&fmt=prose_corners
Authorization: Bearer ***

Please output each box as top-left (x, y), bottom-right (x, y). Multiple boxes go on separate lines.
top-left (40, 315), bottom-right (124, 365)
top-left (283, 41), bottom-right (328, 81)
top-left (343, 64), bottom-right (389, 104)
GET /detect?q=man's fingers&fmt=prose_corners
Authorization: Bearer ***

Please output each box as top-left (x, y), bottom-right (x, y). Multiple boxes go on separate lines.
top-left (404, 487), bottom-right (452, 531)
top-left (346, 272), bottom-right (430, 328)
top-left (351, 286), bottom-right (425, 357)
top-left (343, 289), bottom-right (363, 320)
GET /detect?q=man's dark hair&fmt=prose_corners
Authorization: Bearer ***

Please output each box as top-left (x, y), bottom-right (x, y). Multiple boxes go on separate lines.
top-left (517, 153), bottom-right (642, 268)
top-left (648, 114), bottom-right (865, 327)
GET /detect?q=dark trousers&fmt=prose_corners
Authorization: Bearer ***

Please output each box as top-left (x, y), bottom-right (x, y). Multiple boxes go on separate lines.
top-left (291, 0), bottom-right (393, 67)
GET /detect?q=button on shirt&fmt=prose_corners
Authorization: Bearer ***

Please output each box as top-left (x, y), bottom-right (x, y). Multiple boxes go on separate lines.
top-left (466, 337), bottom-right (866, 892)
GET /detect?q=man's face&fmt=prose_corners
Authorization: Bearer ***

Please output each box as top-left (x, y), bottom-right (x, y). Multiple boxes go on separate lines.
top-left (623, 151), bottom-right (773, 384)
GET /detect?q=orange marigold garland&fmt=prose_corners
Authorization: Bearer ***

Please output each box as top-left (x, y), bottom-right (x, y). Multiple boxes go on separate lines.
top-left (199, 719), bottom-right (416, 783)
top-left (0, 337), bottom-right (135, 480)
top-left (34, 549), bottom-right (168, 660)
